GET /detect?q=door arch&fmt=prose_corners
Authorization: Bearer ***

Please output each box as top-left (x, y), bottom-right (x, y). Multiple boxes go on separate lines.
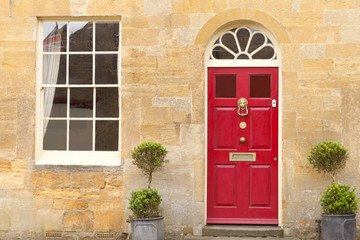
top-left (204, 22), bottom-right (282, 225)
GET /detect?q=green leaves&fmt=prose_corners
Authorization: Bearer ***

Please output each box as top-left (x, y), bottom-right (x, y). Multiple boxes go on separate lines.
top-left (307, 141), bottom-right (349, 181)
top-left (128, 188), bottom-right (162, 219)
top-left (131, 142), bottom-right (168, 189)
top-left (321, 183), bottom-right (358, 215)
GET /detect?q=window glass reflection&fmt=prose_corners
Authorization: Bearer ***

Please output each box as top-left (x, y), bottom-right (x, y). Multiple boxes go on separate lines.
top-left (69, 22), bottom-right (93, 51)
top-left (96, 88), bottom-right (119, 117)
top-left (70, 88), bottom-right (93, 117)
top-left (95, 54), bottom-right (117, 84)
top-left (42, 55), bottom-right (66, 84)
top-left (95, 120), bottom-right (118, 151)
top-left (96, 22), bottom-right (119, 51)
top-left (43, 22), bottom-right (67, 52)
top-left (43, 120), bottom-right (67, 150)
top-left (69, 120), bottom-right (93, 150)
top-left (69, 55), bottom-right (93, 84)
top-left (44, 88), bottom-right (67, 118)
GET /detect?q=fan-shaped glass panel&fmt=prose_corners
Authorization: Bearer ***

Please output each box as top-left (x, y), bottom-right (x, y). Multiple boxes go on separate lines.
top-left (252, 46), bottom-right (275, 59)
top-left (236, 28), bottom-right (250, 52)
top-left (210, 27), bottom-right (277, 60)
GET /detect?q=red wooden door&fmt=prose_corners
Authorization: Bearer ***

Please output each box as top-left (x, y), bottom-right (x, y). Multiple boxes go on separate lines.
top-left (207, 67), bottom-right (278, 225)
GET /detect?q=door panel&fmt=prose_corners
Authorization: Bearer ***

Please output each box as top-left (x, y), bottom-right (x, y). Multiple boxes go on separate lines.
top-left (207, 67), bottom-right (278, 225)
top-left (249, 107), bottom-right (271, 150)
top-left (215, 165), bottom-right (237, 206)
top-left (249, 165), bottom-right (271, 207)
top-left (214, 107), bottom-right (237, 149)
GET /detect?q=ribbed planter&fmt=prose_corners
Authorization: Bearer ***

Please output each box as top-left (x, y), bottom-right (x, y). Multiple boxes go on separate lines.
top-left (130, 217), bottom-right (164, 240)
top-left (321, 214), bottom-right (356, 240)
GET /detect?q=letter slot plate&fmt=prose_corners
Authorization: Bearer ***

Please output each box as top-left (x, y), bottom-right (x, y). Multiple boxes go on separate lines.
top-left (229, 152), bottom-right (256, 162)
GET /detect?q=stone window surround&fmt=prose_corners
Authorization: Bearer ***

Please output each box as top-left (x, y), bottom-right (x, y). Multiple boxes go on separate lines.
top-left (35, 17), bottom-right (122, 166)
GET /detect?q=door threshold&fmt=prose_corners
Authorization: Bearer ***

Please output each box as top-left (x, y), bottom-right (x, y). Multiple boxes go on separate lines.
top-left (202, 225), bottom-right (283, 238)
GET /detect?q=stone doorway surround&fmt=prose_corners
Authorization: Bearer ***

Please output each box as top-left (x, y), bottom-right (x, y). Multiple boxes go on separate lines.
top-left (194, 8), bottom-right (290, 227)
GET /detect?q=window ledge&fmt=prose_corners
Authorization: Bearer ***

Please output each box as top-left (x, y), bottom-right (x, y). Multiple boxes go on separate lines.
top-left (36, 151), bottom-right (121, 166)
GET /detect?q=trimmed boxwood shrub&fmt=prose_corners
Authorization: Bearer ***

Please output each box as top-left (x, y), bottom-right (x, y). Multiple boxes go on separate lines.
top-left (307, 141), bottom-right (349, 182)
top-left (128, 188), bottom-right (162, 219)
top-left (321, 183), bottom-right (358, 215)
top-left (131, 142), bottom-right (168, 189)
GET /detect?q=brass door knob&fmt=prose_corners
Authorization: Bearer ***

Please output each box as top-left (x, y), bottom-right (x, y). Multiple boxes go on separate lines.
top-left (240, 137), bottom-right (246, 143)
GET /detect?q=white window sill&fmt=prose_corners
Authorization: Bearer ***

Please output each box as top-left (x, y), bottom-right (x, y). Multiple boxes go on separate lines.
top-left (36, 151), bottom-right (121, 166)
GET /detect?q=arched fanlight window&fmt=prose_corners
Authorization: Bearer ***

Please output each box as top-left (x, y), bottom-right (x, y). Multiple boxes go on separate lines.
top-left (210, 27), bottom-right (277, 60)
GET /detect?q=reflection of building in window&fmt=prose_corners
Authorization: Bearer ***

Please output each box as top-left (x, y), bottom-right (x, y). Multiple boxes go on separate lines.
top-left (41, 20), bottom-right (120, 152)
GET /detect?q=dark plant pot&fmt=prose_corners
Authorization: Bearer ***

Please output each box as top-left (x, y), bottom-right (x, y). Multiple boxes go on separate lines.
top-left (321, 214), bottom-right (356, 240)
top-left (130, 217), bottom-right (164, 240)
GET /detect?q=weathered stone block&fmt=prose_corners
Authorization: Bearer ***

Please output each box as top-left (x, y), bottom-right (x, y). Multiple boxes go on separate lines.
top-left (54, 200), bottom-right (88, 210)
top-left (122, 29), bottom-right (160, 46)
top-left (34, 209), bottom-right (63, 232)
top-left (144, 0), bottom-right (172, 15)
top-left (140, 124), bottom-right (181, 145)
top-left (0, 209), bottom-right (10, 230)
top-left (303, 59), bottom-right (334, 71)
top-left (72, 172), bottom-right (105, 189)
top-left (9, 208), bottom-right (34, 231)
top-left (171, 14), bottom-right (190, 27)
top-left (122, 17), bottom-right (149, 28)
top-left (326, 44), bottom-right (360, 58)
top-left (314, 26), bottom-right (341, 43)
top-left (81, 189), bottom-right (101, 200)
top-left (94, 211), bottom-right (125, 231)
top-left (190, 13), bottom-right (215, 28)
top-left (100, 189), bottom-right (124, 200)
top-left (31, 172), bottom-right (52, 188)
top-left (64, 210), bottom-right (94, 231)
top-left (11, 159), bottom-right (28, 171)
top-left (194, 161), bottom-right (204, 202)
top-left (287, 26), bottom-right (314, 43)
top-left (0, 158), bottom-right (10, 171)
top-left (173, 0), bottom-right (227, 14)
top-left (89, 201), bottom-right (124, 211)
top-left (149, 15), bottom-right (171, 28)
top-left (34, 189), bottom-right (81, 199)
top-left (87, 0), bottom-right (143, 16)
top-left (52, 172), bottom-right (71, 188)
top-left (0, 172), bottom-right (25, 188)
top-left (105, 174), bottom-right (123, 189)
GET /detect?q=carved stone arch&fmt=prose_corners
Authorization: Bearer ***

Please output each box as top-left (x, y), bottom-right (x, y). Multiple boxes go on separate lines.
top-left (195, 8), bottom-right (290, 46)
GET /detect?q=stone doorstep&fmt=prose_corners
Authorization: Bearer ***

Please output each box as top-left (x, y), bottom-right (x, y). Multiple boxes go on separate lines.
top-left (184, 237), bottom-right (300, 240)
top-left (202, 225), bottom-right (284, 238)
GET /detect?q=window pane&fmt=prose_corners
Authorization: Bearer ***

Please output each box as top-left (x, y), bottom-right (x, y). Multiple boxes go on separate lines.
top-left (250, 75), bottom-right (271, 98)
top-left (70, 88), bottom-right (93, 117)
top-left (95, 120), bottom-right (118, 151)
top-left (69, 22), bottom-right (93, 51)
top-left (95, 54), bottom-right (117, 84)
top-left (248, 33), bottom-right (265, 53)
top-left (43, 22), bottom-right (67, 52)
top-left (215, 75), bottom-right (237, 98)
top-left (69, 55), bottom-right (92, 84)
top-left (69, 120), bottom-right (93, 150)
top-left (42, 55), bottom-right (66, 84)
top-left (43, 120), bottom-right (66, 150)
top-left (221, 33), bottom-right (238, 54)
top-left (96, 88), bottom-right (119, 117)
top-left (252, 46), bottom-right (275, 59)
top-left (44, 88), bottom-right (67, 118)
top-left (236, 28), bottom-right (250, 52)
top-left (212, 46), bottom-right (234, 59)
top-left (96, 22), bottom-right (119, 51)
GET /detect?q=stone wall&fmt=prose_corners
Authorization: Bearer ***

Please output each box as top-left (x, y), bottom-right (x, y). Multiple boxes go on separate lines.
top-left (0, 0), bottom-right (360, 239)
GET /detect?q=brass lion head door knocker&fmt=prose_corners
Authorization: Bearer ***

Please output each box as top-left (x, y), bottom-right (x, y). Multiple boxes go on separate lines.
top-left (237, 97), bottom-right (248, 117)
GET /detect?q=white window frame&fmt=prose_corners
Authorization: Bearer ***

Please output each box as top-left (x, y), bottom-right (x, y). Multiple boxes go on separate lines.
top-left (35, 17), bottom-right (122, 166)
